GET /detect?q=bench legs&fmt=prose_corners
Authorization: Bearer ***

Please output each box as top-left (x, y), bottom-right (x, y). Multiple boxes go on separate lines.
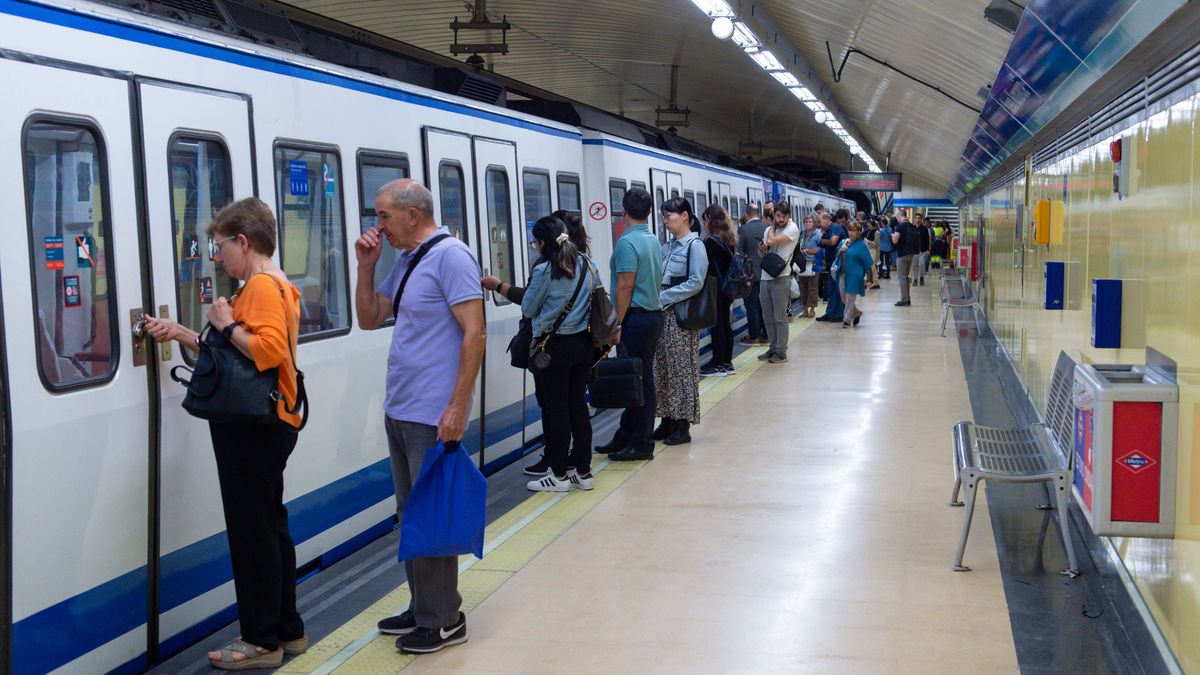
top-left (952, 470), bottom-right (978, 572)
top-left (941, 303), bottom-right (950, 336)
top-left (949, 474), bottom-right (964, 507)
top-left (1053, 473), bottom-right (1080, 576)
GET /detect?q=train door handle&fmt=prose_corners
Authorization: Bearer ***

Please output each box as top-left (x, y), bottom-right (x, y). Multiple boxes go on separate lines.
top-left (129, 308), bottom-right (148, 367)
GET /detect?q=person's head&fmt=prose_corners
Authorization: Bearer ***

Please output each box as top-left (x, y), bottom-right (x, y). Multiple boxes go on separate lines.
top-left (551, 209), bottom-right (588, 254)
top-left (820, 212), bottom-right (833, 228)
top-left (847, 222), bottom-right (863, 241)
top-left (530, 215), bottom-right (579, 279)
top-left (375, 179), bottom-right (436, 251)
top-left (886, 208), bottom-right (895, 219)
top-left (814, 203), bottom-right (826, 216)
top-left (772, 198), bottom-right (791, 227)
top-left (622, 187), bottom-right (653, 224)
top-left (702, 203), bottom-right (737, 247)
top-left (856, 210), bottom-right (866, 223)
top-left (208, 197), bottom-right (277, 280)
top-left (764, 200), bottom-right (775, 220)
top-left (835, 208), bottom-right (850, 224)
top-left (802, 215), bottom-right (816, 231)
top-left (914, 212), bottom-right (924, 224)
top-left (744, 203), bottom-right (761, 221)
top-left (661, 197), bottom-right (695, 238)
top-left (897, 208), bottom-right (908, 221)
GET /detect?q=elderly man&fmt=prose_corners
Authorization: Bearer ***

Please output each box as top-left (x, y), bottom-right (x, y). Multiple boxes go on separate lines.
top-left (354, 179), bottom-right (486, 654)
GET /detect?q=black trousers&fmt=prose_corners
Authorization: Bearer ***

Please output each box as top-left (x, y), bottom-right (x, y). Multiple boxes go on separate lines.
top-left (532, 331), bottom-right (594, 475)
top-left (817, 271), bottom-right (830, 300)
top-left (210, 420), bottom-right (303, 651)
top-left (709, 294), bottom-right (734, 367)
top-left (611, 309), bottom-right (664, 453)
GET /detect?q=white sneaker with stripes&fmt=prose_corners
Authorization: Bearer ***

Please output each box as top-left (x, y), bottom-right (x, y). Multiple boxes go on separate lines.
top-left (527, 472), bottom-right (571, 492)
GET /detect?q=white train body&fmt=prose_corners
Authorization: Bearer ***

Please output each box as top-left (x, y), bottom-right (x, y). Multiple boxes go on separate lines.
top-left (0, 1), bottom-right (851, 672)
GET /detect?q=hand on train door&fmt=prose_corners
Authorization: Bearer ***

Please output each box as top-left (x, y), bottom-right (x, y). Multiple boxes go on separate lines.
top-left (354, 226), bottom-right (384, 269)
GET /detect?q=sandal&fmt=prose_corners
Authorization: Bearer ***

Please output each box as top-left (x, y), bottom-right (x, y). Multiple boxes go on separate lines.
top-left (209, 639), bottom-right (283, 671)
top-left (280, 635), bottom-right (309, 655)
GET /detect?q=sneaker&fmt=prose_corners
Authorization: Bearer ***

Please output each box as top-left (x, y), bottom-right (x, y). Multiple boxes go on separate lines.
top-left (378, 609), bottom-right (417, 636)
top-left (895, 300), bottom-right (911, 307)
top-left (842, 322), bottom-right (851, 328)
top-left (756, 351), bottom-right (775, 361)
top-left (523, 455), bottom-right (550, 477)
top-left (717, 364), bottom-right (736, 376)
top-left (767, 353), bottom-right (788, 363)
top-left (567, 469), bottom-right (594, 490)
top-left (609, 447), bottom-right (654, 461)
top-left (853, 313), bottom-right (861, 326)
top-left (527, 473), bottom-right (571, 492)
top-left (397, 613), bottom-right (467, 654)
top-left (699, 363), bottom-right (722, 377)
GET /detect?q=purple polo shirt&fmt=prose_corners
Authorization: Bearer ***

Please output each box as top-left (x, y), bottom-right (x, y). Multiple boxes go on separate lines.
top-left (377, 227), bottom-right (482, 426)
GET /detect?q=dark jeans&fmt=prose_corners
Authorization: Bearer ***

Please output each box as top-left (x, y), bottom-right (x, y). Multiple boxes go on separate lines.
top-left (709, 294), bottom-right (734, 367)
top-left (532, 331), bottom-right (593, 475)
top-left (611, 309), bottom-right (664, 453)
top-left (817, 271), bottom-right (830, 301)
top-left (742, 280), bottom-right (767, 339)
top-left (210, 420), bottom-right (303, 651)
top-left (821, 273), bottom-right (845, 319)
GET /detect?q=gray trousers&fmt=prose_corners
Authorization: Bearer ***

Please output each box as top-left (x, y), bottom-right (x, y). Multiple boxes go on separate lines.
top-left (759, 276), bottom-right (791, 356)
top-left (844, 293), bottom-right (862, 325)
top-left (897, 255), bottom-right (915, 302)
top-left (385, 418), bottom-right (462, 629)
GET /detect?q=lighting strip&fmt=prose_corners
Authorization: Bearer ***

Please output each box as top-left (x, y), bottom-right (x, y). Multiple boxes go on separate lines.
top-left (690, 0), bottom-right (881, 172)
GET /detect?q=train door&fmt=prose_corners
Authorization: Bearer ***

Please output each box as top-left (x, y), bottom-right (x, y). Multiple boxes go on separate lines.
top-left (650, 168), bottom-right (682, 243)
top-left (472, 137), bottom-right (526, 469)
top-left (0, 60), bottom-right (151, 672)
top-left (709, 180), bottom-right (731, 216)
top-left (137, 79), bottom-right (254, 657)
top-left (0, 223), bottom-right (10, 673)
top-left (422, 128), bottom-right (485, 457)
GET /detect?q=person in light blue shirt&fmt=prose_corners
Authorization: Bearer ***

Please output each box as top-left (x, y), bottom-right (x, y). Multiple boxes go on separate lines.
top-left (652, 197), bottom-right (708, 446)
top-left (520, 216), bottom-right (595, 491)
top-left (878, 218), bottom-right (895, 278)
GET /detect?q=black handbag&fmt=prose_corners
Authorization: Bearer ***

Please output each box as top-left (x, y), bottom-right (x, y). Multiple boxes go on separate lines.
top-left (170, 275), bottom-right (308, 429)
top-left (583, 256), bottom-right (620, 347)
top-left (508, 317), bottom-right (533, 369)
top-left (528, 262), bottom-right (588, 373)
top-left (759, 223), bottom-right (799, 278)
top-left (587, 355), bottom-right (644, 409)
top-left (669, 240), bottom-right (718, 331)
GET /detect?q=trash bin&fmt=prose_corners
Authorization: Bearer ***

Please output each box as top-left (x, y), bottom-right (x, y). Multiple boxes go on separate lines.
top-left (1072, 363), bottom-right (1178, 538)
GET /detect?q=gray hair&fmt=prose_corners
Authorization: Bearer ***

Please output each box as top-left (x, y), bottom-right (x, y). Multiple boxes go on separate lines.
top-left (744, 204), bottom-right (760, 218)
top-left (377, 179), bottom-right (434, 217)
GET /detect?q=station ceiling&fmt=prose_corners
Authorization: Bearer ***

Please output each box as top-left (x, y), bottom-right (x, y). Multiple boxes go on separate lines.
top-left (282, 0), bottom-right (1017, 190)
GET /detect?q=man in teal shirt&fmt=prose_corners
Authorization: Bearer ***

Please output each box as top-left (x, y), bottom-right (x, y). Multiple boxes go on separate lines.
top-left (596, 187), bottom-right (665, 461)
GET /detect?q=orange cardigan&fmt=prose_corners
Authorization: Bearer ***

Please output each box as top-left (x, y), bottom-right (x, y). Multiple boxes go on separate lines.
top-left (231, 274), bottom-right (302, 428)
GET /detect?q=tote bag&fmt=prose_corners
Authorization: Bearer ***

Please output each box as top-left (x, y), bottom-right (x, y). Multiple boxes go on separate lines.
top-left (397, 441), bottom-right (487, 561)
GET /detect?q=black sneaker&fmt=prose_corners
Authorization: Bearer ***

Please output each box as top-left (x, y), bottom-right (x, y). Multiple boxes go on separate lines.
top-left (609, 447), bottom-right (654, 461)
top-left (397, 613), bottom-right (467, 654)
top-left (699, 363), bottom-right (721, 377)
top-left (895, 300), bottom-right (911, 306)
top-left (523, 455), bottom-right (550, 477)
top-left (378, 609), bottom-right (417, 635)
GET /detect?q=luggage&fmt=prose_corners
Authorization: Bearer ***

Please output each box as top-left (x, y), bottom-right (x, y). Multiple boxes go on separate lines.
top-left (587, 356), bottom-right (644, 409)
top-left (397, 441), bottom-right (487, 561)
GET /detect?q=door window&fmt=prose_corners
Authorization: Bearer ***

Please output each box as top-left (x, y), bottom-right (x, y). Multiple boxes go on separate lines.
top-left (484, 167), bottom-right (515, 305)
top-left (523, 169), bottom-right (551, 268)
top-left (697, 192), bottom-right (707, 209)
top-left (357, 151), bottom-right (410, 299)
top-left (23, 120), bottom-right (119, 390)
top-left (609, 180), bottom-right (627, 246)
top-left (438, 162), bottom-right (469, 244)
top-left (556, 173), bottom-right (581, 214)
top-left (168, 136), bottom-right (235, 360)
top-left (273, 144), bottom-right (350, 338)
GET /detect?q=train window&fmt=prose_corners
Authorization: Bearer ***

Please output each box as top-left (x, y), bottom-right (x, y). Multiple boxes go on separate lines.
top-left (722, 196), bottom-right (730, 212)
top-left (556, 173), bottom-right (581, 214)
top-left (609, 179), bottom-right (627, 246)
top-left (684, 190), bottom-right (694, 208)
top-left (631, 180), bottom-right (646, 192)
top-left (273, 144), bottom-right (350, 339)
top-left (522, 169), bottom-right (551, 269)
top-left (670, 188), bottom-right (680, 199)
top-left (697, 192), bottom-right (707, 209)
top-left (484, 167), bottom-right (515, 306)
top-left (437, 162), bottom-right (469, 244)
top-left (168, 135), bottom-right (235, 362)
top-left (356, 150), bottom-right (409, 313)
top-left (23, 119), bottom-right (118, 390)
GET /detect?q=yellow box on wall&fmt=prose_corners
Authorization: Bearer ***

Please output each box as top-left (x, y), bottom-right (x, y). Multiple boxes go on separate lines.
top-left (1034, 199), bottom-right (1064, 245)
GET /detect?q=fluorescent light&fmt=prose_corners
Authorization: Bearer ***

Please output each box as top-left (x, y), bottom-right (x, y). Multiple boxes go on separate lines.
top-left (804, 100), bottom-right (826, 112)
top-left (731, 21), bottom-right (759, 49)
top-left (749, 49), bottom-right (784, 71)
top-left (772, 72), bottom-right (799, 87)
top-left (711, 16), bottom-right (735, 39)
top-left (790, 86), bottom-right (816, 101)
top-left (689, 0), bottom-right (734, 17)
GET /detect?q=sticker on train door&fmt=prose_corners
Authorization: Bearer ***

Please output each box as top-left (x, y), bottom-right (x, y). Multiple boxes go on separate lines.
top-left (75, 234), bottom-right (95, 268)
top-left (183, 233), bottom-right (201, 261)
top-left (323, 163), bottom-right (337, 197)
top-left (199, 277), bottom-right (214, 304)
top-left (289, 160), bottom-right (309, 196)
top-left (63, 275), bottom-right (81, 308)
top-left (44, 235), bottom-right (64, 270)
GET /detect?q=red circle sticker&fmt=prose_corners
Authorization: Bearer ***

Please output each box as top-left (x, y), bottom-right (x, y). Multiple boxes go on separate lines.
top-left (589, 201), bottom-right (608, 221)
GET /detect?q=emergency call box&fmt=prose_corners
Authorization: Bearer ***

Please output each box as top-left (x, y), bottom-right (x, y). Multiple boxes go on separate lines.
top-left (1044, 261), bottom-right (1082, 310)
top-left (1072, 363), bottom-right (1178, 538)
top-left (1092, 279), bottom-right (1122, 348)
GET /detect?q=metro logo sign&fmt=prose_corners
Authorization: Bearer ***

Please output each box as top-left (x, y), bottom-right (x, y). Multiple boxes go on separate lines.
top-left (1116, 450), bottom-right (1157, 474)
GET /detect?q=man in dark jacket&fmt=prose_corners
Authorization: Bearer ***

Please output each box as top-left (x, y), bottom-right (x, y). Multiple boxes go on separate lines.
top-left (737, 204), bottom-right (769, 344)
top-left (892, 209), bottom-right (920, 306)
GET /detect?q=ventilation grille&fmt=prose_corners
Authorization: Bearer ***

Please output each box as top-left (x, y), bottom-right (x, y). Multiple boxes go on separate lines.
top-left (457, 77), bottom-right (504, 106)
top-left (221, 0), bottom-right (301, 45)
top-left (1045, 351), bottom-right (1078, 458)
top-left (157, 0), bottom-right (223, 22)
top-left (639, 129), bottom-right (662, 148)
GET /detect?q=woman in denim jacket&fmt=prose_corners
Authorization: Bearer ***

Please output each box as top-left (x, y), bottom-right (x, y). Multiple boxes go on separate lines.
top-left (652, 197), bottom-right (708, 446)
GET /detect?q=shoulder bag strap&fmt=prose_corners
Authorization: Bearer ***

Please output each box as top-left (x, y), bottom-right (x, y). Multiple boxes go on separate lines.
top-left (262, 274), bottom-right (309, 430)
top-left (392, 233), bottom-right (452, 318)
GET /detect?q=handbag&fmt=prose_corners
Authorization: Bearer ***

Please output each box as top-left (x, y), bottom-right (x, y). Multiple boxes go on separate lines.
top-left (170, 275), bottom-right (309, 430)
top-left (583, 255), bottom-right (620, 347)
top-left (397, 441), bottom-right (487, 561)
top-left (669, 240), bottom-right (718, 331)
top-left (528, 260), bottom-right (589, 373)
top-left (507, 317), bottom-right (533, 369)
top-left (587, 355), bottom-right (644, 409)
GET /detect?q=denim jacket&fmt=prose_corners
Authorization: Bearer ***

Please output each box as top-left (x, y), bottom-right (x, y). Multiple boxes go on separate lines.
top-left (522, 256), bottom-right (592, 336)
top-left (659, 233), bottom-right (708, 307)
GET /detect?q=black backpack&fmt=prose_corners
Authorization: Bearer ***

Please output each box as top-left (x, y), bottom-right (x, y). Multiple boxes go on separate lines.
top-left (720, 245), bottom-right (755, 299)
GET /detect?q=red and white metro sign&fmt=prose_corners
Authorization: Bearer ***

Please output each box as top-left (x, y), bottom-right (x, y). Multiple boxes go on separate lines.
top-left (838, 171), bottom-right (903, 192)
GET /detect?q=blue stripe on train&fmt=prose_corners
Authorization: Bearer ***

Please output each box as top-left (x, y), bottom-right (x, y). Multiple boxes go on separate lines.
top-left (11, 393), bottom-right (538, 674)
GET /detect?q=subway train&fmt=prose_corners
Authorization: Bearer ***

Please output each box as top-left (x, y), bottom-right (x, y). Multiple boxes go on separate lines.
top-left (0, 0), bottom-right (853, 671)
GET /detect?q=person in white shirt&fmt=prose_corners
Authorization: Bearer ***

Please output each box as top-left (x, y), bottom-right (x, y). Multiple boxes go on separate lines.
top-left (756, 200), bottom-right (800, 363)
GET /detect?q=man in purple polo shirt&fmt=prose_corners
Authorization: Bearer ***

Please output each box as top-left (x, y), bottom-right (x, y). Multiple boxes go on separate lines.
top-left (353, 179), bottom-right (485, 655)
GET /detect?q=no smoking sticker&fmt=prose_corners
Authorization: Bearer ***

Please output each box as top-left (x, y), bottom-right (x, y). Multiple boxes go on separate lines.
top-left (589, 201), bottom-right (607, 221)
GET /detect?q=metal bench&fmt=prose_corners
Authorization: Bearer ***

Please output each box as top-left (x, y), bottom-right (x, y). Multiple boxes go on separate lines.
top-left (950, 351), bottom-right (1080, 576)
top-left (940, 272), bottom-right (983, 337)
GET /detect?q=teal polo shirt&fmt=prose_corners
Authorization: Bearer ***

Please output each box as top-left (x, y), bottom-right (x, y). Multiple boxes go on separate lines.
top-left (610, 222), bottom-right (664, 311)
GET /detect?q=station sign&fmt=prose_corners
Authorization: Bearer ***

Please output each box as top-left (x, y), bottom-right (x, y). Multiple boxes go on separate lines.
top-left (838, 171), bottom-right (903, 192)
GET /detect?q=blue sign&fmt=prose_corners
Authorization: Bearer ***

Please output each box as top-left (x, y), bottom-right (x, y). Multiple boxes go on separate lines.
top-left (289, 160), bottom-right (309, 196)
top-left (323, 162), bottom-right (337, 197)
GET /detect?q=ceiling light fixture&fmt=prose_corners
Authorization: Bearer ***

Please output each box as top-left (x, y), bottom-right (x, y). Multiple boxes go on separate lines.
top-left (710, 16), bottom-right (735, 40)
top-left (771, 72), bottom-right (799, 87)
top-left (689, 0), bottom-right (734, 18)
top-left (730, 21), bottom-right (760, 49)
top-left (749, 49), bottom-right (784, 71)
top-left (814, 111), bottom-right (827, 124)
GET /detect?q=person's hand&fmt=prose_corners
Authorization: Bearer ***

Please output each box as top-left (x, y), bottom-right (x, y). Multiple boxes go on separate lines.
top-left (438, 403), bottom-right (468, 443)
top-left (839, 241), bottom-right (848, 253)
top-left (144, 315), bottom-right (179, 343)
top-left (610, 328), bottom-right (621, 346)
top-left (481, 275), bottom-right (502, 292)
top-left (354, 226), bottom-right (384, 268)
top-left (207, 298), bottom-right (234, 331)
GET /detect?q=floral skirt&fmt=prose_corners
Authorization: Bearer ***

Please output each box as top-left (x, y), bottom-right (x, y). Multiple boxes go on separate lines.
top-left (655, 310), bottom-right (701, 424)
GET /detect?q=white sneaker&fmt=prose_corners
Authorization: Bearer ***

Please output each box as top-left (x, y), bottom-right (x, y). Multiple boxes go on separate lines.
top-left (567, 469), bottom-right (595, 490)
top-left (527, 473), bottom-right (571, 492)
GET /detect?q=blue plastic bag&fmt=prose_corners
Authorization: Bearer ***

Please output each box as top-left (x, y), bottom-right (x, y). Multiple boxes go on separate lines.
top-left (397, 441), bottom-right (487, 561)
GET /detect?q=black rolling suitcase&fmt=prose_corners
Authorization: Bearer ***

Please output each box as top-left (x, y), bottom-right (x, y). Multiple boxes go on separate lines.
top-left (587, 356), bottom-right (644, 409)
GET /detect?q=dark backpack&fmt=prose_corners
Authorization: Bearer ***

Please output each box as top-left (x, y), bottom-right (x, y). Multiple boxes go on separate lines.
top-left (720, 245), bottom-right (755, 299)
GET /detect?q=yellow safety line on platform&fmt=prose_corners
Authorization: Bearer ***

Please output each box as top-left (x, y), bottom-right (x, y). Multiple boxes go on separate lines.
top-left (279, 317), bottom-right (815, 675)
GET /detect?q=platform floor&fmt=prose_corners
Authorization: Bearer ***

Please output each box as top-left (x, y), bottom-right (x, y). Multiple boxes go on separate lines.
top-left (256, 277), bottom-right (1018, 674)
